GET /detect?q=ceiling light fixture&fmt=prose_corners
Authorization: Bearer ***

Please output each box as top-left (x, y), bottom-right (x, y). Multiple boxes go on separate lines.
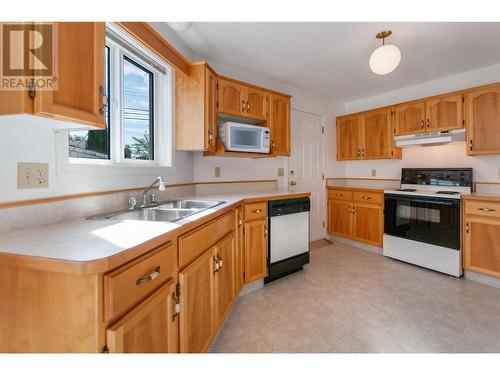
top-left (369, 30), bottom-right (401, 75)
top-left (167, 22), bottom-right (193, 32)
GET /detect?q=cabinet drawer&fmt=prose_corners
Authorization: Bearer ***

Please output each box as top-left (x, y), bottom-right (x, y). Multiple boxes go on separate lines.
top-left (179, 211), bottom-right (234, 269)
top-left (465, 200), bottom-right (500, 219)
top-left (244, 202), bottom-right (267, 221)
top-left (353, 191), bottom-right (383, 205)
top-left (104, 242), bottom-right (176, 324)
top-left (328, 189), bottom-right (353, 201)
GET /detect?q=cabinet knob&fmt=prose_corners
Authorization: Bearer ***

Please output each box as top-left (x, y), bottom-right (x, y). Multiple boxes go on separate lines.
top-left (242, 100), bottom-right (246, 112)
top-left (252, 209), bottom-right (262, 213)
top-left (426, 118), bottom-right (430, 127)
top-left (246, 101), bottom-right (250, 111)
top-left (421, 119), bottom-right (424, 129)
top-left (335, 193), bottom-right (343, 197)
top-left (362, 196), bottom-right (371, 200)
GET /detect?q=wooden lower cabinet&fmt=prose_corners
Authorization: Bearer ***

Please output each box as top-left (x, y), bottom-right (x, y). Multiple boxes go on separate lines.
top-left (178, 230), bottom-right (237, 353)
top-left (215, 233), bottom-right (236, 325)
top-left (352, 204), bottom-right (383, 246)
top-left (463, 199), bottom-right (500, 278)
top-left (178, 247), bottom-right (216, 353)
top-left (328, 200), bottom-right (351, 237)
top-left (327, 188), bottom-right (384, 247)
top-left (106, 280), bottom-right (178, 353)
top-left (244, 219), bottom-right (268, 283)
top-left (234, 206), bottom-right (245, 291)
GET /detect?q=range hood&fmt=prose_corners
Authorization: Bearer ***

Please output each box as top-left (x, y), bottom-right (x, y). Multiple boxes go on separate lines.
top-left (394, 129), bottom-right (466, 147)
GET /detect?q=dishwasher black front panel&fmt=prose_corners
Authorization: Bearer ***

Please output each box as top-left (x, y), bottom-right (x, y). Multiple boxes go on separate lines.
top-left (265, 197), bottom-right (310, 284)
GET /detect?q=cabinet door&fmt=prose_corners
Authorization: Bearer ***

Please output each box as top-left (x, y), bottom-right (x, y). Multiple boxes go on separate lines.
top-left (466, 84), bottom-right (500, 155)
top-left (234, 207), bottom-right (245, 292)
top-left (244, 219), bottom-right (267, 283)
top-left (246, 87), bottom-right (268, 121)
top-left (35, 22), bottom-right (106, 128)
top-left (352, 204), bottom-right (383, 247)
top-left (106, 280), bottom-right (178, 353)
top-left (426, 93), bottom-right (464, 132)
top-left (269, 94), bottom-right (291, 156)
top-left (363, 108), bottom-right (393, 159)
top-left (394, 102), bottom-right (426, 135)
top-left (179, 248), bottom-right (216, 353)
top-left (218, 78), bottom-right (245, 117)
top-left (337, 115), bottom-right (363, 160)
top-left (327, 200), bottom-right (352, 237)
top-left (205, 68), bottom-right (217, 151)
top-left (464, 216), bottom-right (500, 278)
top-left (215, 232), bottom-right (236, 325)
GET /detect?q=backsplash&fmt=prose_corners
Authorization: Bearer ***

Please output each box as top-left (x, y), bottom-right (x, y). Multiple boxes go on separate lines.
top-left (0, 180), bottom-right (277, 235)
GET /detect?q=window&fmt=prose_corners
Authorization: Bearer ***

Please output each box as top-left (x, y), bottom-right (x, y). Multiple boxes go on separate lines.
top-left (66, 24), bottom-right (172, 168)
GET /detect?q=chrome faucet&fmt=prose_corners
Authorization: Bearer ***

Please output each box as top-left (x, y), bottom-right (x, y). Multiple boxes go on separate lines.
top-left (141, 176), bottom-right (166, 207)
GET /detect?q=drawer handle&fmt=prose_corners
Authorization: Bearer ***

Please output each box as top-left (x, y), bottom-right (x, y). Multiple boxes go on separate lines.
top-left (136, 266), bottom-right (161, 286)
top-left (251, 209), bottom-right (262, 213)
top-left (362, 196), bottom-right (372, 200)
top-left (478, 208), bottom-right (496, 212)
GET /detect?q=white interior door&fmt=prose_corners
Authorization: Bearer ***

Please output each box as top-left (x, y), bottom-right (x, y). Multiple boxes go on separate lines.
top-left (287, 110), bottom-right (325, 241)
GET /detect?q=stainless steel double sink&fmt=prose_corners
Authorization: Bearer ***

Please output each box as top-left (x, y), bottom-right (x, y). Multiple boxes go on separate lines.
top-left (89, 199), bottom-right (225, 222)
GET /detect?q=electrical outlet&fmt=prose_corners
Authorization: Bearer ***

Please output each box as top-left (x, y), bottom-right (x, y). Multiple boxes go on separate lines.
top-left (277, 167), bottom-right (284, 177)
top-left (17, 162), bottom-right (49, 189)
top-left (214, 166), bottom-right (221, 178)
top-left (371, 169), bottom-right (377, 177)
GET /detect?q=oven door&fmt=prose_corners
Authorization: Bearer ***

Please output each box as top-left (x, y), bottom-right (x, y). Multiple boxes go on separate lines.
top-left (384, 194), bottom-right (461, 250)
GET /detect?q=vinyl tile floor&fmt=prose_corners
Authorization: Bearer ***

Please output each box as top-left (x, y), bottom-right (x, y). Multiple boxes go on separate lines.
top-left (209, 242), bottom-right (500, 353)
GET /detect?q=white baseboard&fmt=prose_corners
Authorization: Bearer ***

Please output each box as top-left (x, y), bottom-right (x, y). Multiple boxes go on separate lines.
top-left (464, 270), bottom-right (500, 289)
top-left (239, 279), bottom-right (264, 296)
top-left (328, 235), bottom-right (383, 254)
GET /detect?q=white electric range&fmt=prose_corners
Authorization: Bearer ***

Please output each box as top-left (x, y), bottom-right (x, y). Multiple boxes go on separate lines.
top-left (383, 168), bottom-right (473, 277)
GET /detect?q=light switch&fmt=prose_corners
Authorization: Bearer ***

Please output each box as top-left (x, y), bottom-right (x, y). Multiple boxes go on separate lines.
top-left (277, 168), bottom-right (284, 177)
top-left (214, 166), bottom-right (221, 178)
top-left (371, 169), bottom-right (377, 177)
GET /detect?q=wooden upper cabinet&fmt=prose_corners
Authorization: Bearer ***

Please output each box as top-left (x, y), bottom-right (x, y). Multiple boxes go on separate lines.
top-left (214, 232), bottom-right (236, 325)
top-left (363, 108), bottom-right (395, 159)
top-left (205, 68), bottom-right (217, 151)
top-left (466, 83), bottom-right (500, 155)
top-left (106, 280), bottom-right (178, 353)
top-left (425, 93), bottom-right (464, 132)
top-left (0, 22), bottom-right (106, 129)
top-left (176, 63), bottom-right (217, 151)
top-left (269, 94), bottom-right (291, 156)
top-left (394, 101), bottom-right (426, 135)
top-left (218, 78), bottom-right (245, 117)
top-left (246, 87), bottom-right (268, 121)
top-left (179, 247), bottom-right (216, 353)
top-left (36, 22), bottom-right (106, 128)
top-left (337, 115), bottom-right (363, 160)
top-left (244, 219), bottom-right (267, 283)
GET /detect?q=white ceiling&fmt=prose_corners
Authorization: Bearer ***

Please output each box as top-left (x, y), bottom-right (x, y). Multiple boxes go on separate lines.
top-left (166, 22), bottom-right (500, 102)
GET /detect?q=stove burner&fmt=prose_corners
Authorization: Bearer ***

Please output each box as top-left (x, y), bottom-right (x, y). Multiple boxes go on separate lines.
top-left (436, 191), bottom-right (460, 195)
top-left (396, 188), bottom-right (417, 192)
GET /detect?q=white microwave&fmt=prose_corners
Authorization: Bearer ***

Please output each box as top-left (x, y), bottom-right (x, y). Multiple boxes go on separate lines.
top-left (218, 122), bottom-right (270, 153)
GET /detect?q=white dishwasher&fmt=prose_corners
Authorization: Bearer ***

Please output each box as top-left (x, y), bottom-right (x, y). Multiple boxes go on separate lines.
top-left (265, 197), bottom-right (310, 283)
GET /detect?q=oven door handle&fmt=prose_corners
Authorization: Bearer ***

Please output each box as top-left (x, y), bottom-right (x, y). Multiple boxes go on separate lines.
top-left (384, 196), bottom-right (460, 206)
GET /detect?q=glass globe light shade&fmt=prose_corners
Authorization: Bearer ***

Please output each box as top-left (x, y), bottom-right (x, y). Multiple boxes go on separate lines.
top-left (369, 44), bottom-right (401, 75)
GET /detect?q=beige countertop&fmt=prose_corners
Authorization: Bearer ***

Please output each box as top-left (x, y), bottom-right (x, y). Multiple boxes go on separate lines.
top-left (0, 190), bottom-right (309, 269)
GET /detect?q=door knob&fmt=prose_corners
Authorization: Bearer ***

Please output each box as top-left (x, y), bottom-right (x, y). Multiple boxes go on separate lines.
top-left (290, 181), bottom-right (297, 186)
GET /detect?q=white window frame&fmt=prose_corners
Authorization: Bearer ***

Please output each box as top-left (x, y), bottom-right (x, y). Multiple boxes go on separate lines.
top-left (55, 23), bottom-right (175, 177)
